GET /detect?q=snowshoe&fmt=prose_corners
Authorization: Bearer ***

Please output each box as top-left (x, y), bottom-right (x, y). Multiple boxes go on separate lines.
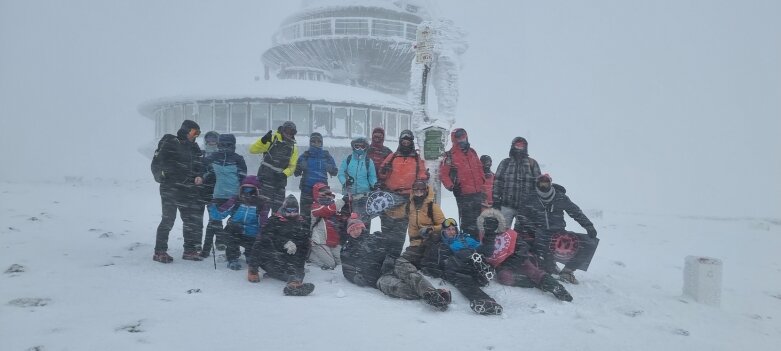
top-left (153, 250), bottom-right (173, 264)
top-left (423, 289), bottom-right (451, 311)
top-left (540, 274), bottom-right (573, 302)
top-left (182, 251), bottom-right (203, 261)
top-left (558, 269), bottom-right (579, 285)
top-left (247, 268), bottom-right (260, 283)
top-left (283, 282), bottom-right (315, 296)
top-left (470, 299), bottom-right (503, 316)
top-left (227, 260), bottom-right (242, 270)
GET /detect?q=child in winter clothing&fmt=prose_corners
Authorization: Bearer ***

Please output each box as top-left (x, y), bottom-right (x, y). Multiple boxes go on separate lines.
top-left (248, 195), bottom-right (315, 296)
top-left (211, 176), bottom-right (269, 270)
top-left (295, 132), bottom-right (338, 226)
top-left (201, 134), bottom-right (247, 256)
top-left (309, 183), bottom-right (346, 270)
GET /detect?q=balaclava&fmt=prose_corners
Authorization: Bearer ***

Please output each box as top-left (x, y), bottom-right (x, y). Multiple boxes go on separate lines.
top-left (480, 155), bottom-right (492, 174)
top-left (509, 137), bottom-right (529, 158)
top-left (398, 129), bottom-right (415, 155)
top-left (204, 131), bottom-right (220, 156)
top-left (370, 127), bottom-right (385, 148)
top-left (452, 128), bottom-right (470, 151)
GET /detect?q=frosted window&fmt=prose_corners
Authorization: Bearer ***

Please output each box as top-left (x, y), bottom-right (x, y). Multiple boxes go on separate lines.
top-left (405, 24), bottom-right (417, 41)
top-left (250, 103), bottom-right (269, 132)
top-left (174, 105), bottom-right (185, 128)
top-left (303, 19), bottom-right (332, 36)
top-left (370, 110), bottom-right (384, 130)
top-left (291, 103), bottom-right (310, 135)
top-left (230, 103), bottom-right (249, 132)
top-left (335, 19), bottom-right (368, 35)
top-left (184, 104), bottom-right (195, 121)
top-left (399, 113), bottom-right (411, 132)
top-left (164, 107), bottom-right (177, 134)
top-left (351, 108), bottom-right (367, 137)
top-left (198, 104), bottom-right (213, 132)
top-left (272, 103), bottom-right (289, 130)
top-left (372, 19), bottom-right (404, 38)
top-left (313, 105), bottom-right (331, 135)
top-left (214, 103), bottom-right (228, 132)
top-left (333, 107), bottom-right (349, 137)
top-left (386, 112), bottom-right (398, 138)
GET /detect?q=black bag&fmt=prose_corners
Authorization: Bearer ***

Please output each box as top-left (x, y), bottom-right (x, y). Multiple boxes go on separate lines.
top-left (151, 134), bottom-right (176, 183)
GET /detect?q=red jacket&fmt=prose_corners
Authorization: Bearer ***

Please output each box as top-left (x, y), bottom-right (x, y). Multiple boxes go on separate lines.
top-left (440, 130), bottom-right (485, 195)
top-left (310, 183), bottom-right (341, 247)
top-left (379, 152), bottom-right (428, 195)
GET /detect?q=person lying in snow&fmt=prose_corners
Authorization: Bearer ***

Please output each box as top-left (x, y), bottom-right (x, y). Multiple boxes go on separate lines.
top-left (247, 195), bottom-right (314, 296)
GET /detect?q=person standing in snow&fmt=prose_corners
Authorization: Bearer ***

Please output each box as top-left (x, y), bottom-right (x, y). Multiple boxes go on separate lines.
top-left (201, 133), bottom-right (247, 257)
top-left (249, 121), bottom-right (298, 215)
top-left (378, 129), bottom-right (428, 257)
top-left (514, 174), bottom-right (597, 284)
top-left (337, 137), bottom-right (378, 228)
top-left (492, 137), bottom-right (541, 228)
top-left (198, 131), bottom-right (220, 220)
top-left (366, 127), bottom-right (393, 229)
top-left (247, 195), bottom-right (315, 296)
top-left (294, 132), bottom-right (338, 227)
top-left (440, 128), bottom-right (486, 236)
top-left (308, 183), bottom-right (346, 270)
top-left (152, 120), bottom-right (206, 263)
top-left (480, 155), bottom-right (495, 211)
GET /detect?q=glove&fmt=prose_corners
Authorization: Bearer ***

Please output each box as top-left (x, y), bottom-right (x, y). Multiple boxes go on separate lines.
top-left (284, 241), bottom-right (297, 255)
top-left (345, 175), bottom-right (355, 187)
top-left (586, 227), bottom-right (597, 239)
top-left (260, 130), bottom-right (273, 143)
top-left (419, 227), bottom-right (433, 240)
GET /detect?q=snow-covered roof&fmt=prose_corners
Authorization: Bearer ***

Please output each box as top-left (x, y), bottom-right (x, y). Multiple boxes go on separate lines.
top-left (138, 79), bottom-right (412, 118)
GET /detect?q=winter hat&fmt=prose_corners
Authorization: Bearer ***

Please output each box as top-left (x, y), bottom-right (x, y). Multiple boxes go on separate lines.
top-left (346, 213), bottom-right (366, 238)
top-left (351, 137), bottom-right (368, 150)
top-left (451, 128), bottom-right (469, 150)
top-left (279, 194), bottom-right (300, 216)
top-left (204, 131), bottom-right (220, 144)
top-left (536, 174), bottom-right (555, 202)
top-left (480, 155), bottom-right (492, 166)
top-left (218, 133), bottom-right (236, 150)
top-left (281, 121), bottom-right (297, 138)
top-left (310, 132), bottom-right (323, 145)
top-left (399, 129), bottom-right (414, 141)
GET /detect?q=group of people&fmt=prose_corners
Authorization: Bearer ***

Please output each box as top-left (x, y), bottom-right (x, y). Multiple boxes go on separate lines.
top-left (150, 120), bottom-right (599, 314)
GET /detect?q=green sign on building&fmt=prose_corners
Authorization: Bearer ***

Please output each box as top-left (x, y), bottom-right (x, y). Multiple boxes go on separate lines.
top-left (423, 129), bottom-right (445, 160)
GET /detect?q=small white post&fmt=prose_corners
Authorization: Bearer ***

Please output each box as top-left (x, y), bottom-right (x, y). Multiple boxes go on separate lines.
top-left (683, 256), bottom-right (722, 306)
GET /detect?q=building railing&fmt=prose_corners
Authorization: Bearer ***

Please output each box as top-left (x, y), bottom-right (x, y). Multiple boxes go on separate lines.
top-left (273, 17), bottom-right (418, 45)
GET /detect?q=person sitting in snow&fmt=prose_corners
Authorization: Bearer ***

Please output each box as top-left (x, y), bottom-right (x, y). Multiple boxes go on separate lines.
top-left (209, 175), bottom-right (269, 270)
top-left (477, 209), bottom-right (572, 301)
top-left (308, 182), bottom-right (346, 270)
top-left (247, 195), bottom-right (314, 296)
top-left (341, 215), bottom-right (451, 311)
top-left (401, 180), bottom-right (446, 265)
top-left (422, 218), bottom-right (503, 315)
top-left (514, 174), bottom-right (597, 284)
top-left (201, 133), bottom-right (247, 257)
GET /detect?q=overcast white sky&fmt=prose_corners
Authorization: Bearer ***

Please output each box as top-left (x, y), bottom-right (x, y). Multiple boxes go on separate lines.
top-left (1, 0), bottom-right (779, 218)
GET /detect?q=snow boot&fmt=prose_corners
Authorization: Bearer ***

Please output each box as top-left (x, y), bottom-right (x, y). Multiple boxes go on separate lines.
top-left (470, 299), bottom-right (503, 316)
top-left (558, 269), bottom-right (579, 285)
top-left (227, 259), bottom-right (242, 270)
top-left (153, 250), bottom-right (173, 264)
top-left (182, 250), bottom-right (203, 261)
top-left (283, 281), bottom-right (315, 296)
top-left (247, 268), bottom-right (260, 283)
top-left (540, 274), bottom-right (573, 302)
top-left (423, 289), bottom-right (451, 311)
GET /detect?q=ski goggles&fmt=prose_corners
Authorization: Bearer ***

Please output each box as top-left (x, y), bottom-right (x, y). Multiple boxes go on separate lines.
top-left (442, 218), bottom-right (458, 228)
top-left (513, 140), bottom-right (527, 149)
top-left (353, 144), bottom-right (366, 150)
top-left (282, 207), bottom-right (299, 215)
top-left (241, 187), bottom-right (258, 195)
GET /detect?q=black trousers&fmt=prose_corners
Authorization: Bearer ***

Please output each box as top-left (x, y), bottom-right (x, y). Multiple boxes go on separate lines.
top-left (225, 223), bottom-right (256, 261)
top-left (155, 183), bottom-right (203, 252)
top-left (299, 188), bottom-right (314, 229)
top-left (259, 169), bottom-right (288, 216)
top-left (444, 253), bottom-right (492, 302)
top-left (381, 216), bottom-right (409, 259)
top-left (202, 198), bottom-right (230, 252)
top-left (455, 192), bottom-right (483, 237)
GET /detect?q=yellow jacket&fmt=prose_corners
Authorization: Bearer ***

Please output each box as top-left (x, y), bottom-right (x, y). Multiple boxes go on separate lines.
top-left (249, 131), bottom-right (298, 177)
top-left (405, 185), bottom-right (446, 247)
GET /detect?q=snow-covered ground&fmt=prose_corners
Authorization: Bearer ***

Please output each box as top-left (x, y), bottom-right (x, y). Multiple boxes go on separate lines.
top-left (1, 179), bottom-right (780, 350)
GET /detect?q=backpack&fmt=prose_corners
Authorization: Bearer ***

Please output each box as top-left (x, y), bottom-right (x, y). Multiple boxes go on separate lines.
top-left (151, 134), bottom-right (176, 183)
top-left (345, 154), bottom-right (371, 174)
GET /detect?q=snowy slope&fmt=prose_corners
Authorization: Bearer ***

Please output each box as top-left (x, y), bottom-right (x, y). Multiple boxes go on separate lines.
top-left (1, 179), bottom-right (780, 351)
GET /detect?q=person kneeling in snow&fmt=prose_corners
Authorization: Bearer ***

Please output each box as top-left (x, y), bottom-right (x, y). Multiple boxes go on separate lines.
top-left (247, 195), bottom-right (314, 296)
top-left (309, 182), bottom-right (346, 270)
top-left (209, 175), bottom-right (269, 270)
top-left (341, 215), bottom-right (451, 311)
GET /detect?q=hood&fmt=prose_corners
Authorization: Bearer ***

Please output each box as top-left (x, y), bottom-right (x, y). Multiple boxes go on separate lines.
top-left (241, 175), bottom-right (261, 188)
top-left (450, 128), bottom-right (468, 144)
top-left (311, 182), bottom-right (330, 200)
top-left (217, 133), bottom-right (236, 151)
top-left (552, 183), bottom-right (566, 195)
top-left (509, 136), bottom-right (529, 157)
top-left (371, 127), bottom-right (386, 146)
top-left (279, 194), bottom-right (300, 214)
top-left (476, 208), bottom-right (508, 234)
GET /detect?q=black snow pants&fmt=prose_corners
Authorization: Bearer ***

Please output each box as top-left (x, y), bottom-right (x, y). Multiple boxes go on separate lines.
top-left (155, 183), bottom-right (203, 252)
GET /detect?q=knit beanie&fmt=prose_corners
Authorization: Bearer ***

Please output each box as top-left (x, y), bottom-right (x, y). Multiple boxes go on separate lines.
top-left (346, 213), bottom-right (366, 238)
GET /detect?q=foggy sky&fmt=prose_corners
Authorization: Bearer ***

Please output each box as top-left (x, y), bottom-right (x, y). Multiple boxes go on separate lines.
top-left (1, 0), bottom-right (779, 218)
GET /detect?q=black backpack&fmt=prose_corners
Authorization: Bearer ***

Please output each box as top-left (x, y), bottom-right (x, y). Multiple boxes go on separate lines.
top-left (151, 134), bottom-right (176, 183)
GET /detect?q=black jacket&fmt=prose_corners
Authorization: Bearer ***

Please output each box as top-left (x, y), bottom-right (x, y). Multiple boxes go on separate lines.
top-left (340, 231), bottom-right (390, 288)
top-left (516, 184), bottom-right (594, 233)
top-left (158, 132), bottom-right (205, 186)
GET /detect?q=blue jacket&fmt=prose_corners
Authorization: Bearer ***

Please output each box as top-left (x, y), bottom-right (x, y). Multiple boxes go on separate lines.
top-left (442, 231), bottom-right (481, 253)
top-left (208, 175), bottom-right (268, 238)
top-left (203, 134), bottom-right (247, 199)
top-left (338, 150), bottom-right (377, 194)
top-left (295, 146), bottom-right (337, 191)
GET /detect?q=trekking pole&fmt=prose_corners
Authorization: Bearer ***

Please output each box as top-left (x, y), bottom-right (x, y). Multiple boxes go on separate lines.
top-left (212, 244), bottom-right (217, 270)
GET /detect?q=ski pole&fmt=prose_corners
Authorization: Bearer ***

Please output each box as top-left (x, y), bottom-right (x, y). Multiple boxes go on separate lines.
top-left (212, 244), bottom-right (217, 270)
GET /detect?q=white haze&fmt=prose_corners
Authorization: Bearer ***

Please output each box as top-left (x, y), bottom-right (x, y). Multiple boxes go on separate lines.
top-left (1, 0), bottom-right (779, 218)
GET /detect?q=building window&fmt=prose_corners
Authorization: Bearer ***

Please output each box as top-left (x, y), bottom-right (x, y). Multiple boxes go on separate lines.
top-left (333, 107), bottom-right (349, 137)
top-left (351, 108), bottom-right (368, 137)
top-left (163, 107), bottom-right (177, 135)
top-left (399, 113), bottom-right (411, 131)
top-left (230, 102), bottom-right (249, 133)
top-left (281, 24), bottom-right (300, 41)
top-left (198, 104), bottom-right (214, 132)
top-left (214, 103), bottom-right (229, 132)
top-left (155, 110), bottom-right (163, 138)
top-left (184, 104), bottom-right (195, 121)
top-left (335, 19), bottom-right (369, 35)
top-left (250, 103), bottom-right (269, 132)
top-left (303, 19), bottom-right (332, 37)
top-left (370, 110), bottom-right (384, 130)
top-left (313, 105), bottom-right (331, 135)
top-left (291, 103), bottom-right (310, 136)
top-left (406, 24), bottom-right (417, 41)
top-left (386, 112), bottom-right (398, 138)
top-left (271, 103), bottom-right (289, 129)
top-left (372, 19), bottom-right (404, 38)
top-left (174, 105), bottom-right (185, 128)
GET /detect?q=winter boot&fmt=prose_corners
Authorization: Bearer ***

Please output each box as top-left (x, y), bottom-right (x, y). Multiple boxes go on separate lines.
top-left (540, 274), bottom-right (573, 302)
top-left (470, 299), bottom-right (503, 316)
top-left (153, 250), bottom-right (173, 264)
top-left (227, 259), bottom-right (242, 270)
top-left (199, 245), bottom-right (212, 258)
top-left (247, 268), bottom-right (260, 283)
top-left (182, 250), bottom-right (203, 261)
top-left (422, 289), bottom-right (451, 311)
top-left (558, 268), bottom-right (579, 285)
top-left (283, 281), bottom-right (315, 296)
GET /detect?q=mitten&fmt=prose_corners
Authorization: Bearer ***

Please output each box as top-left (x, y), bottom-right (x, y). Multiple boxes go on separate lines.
top-left (586, 226), bottom-right (598, 239)
top-left (260, 130), bottom-right (273, 143)
top-left (284, 241), bottom-right (297, 255)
